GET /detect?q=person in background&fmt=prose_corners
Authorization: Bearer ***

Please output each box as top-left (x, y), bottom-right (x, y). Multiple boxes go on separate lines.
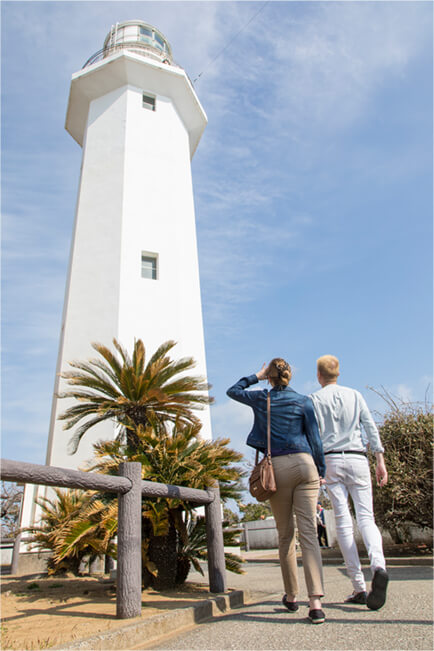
top-left (310, 355), bottom-right (389, 610)
top-left (227, 358), bottom-right (327, 624)
top-left (316, 503), bottom-right (328, 547)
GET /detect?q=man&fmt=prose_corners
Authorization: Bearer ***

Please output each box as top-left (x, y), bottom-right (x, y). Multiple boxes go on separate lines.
top-left (310, 355), bottom-right (389, 610)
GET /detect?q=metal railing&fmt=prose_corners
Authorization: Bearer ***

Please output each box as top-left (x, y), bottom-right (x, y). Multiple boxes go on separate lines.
top-left (0, 458), bottom-right (226, 619)
top-left (82, 42), bottom-right (181, 70)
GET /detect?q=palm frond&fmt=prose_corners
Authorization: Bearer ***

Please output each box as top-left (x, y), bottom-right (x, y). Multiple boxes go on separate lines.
top-left (92, 342), bottom-right (124, 380)
top-left (112, 339), bottom-right (132, 367)
top-left (146, 340), bottom-right (177, 368)
top-left (55, 519), bottom-right (98, 560)
top-left (59, 338), bottom-right (214, 454)
top-left (67, 414), bottom-right (114, 454)
top-left (132, 339), bottom-right (146, 376)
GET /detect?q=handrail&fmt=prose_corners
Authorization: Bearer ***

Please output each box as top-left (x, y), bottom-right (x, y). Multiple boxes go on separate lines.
top-left (0, 458), bottom-right (131, 494)
top-left (82, 42), bottom-right (180, 70)
top-left (0, 458), bottom-right (214, 505)
top-left (141, 479), bottom-right (213, 504)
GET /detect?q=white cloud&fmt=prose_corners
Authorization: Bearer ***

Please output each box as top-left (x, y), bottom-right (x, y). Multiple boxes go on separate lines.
top-left (190, 0), bottom-right (432, 330)
top-left (262, 1), bottom-right (430, 134)
top-left (394, 383), bottom-right (414, 403)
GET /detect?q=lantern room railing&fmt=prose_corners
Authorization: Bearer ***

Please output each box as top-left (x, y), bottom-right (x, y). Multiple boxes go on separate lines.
top-left (82, 42), bottom-right (182, 69)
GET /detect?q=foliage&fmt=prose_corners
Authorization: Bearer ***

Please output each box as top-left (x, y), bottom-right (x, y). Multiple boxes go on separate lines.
top-left (223, 506), bottom-right (240, 526)
top-left (368, 389), bottom-right (433, 544)
top-left (25, 489), bottom-right (116, 575)
top-left (59, 338), bottom-right (213, 454)
top-left (25, 419), bottom-right (245, 583)
top-left (88, 418), bottom-right (245, 588)
top-left (1, 481), bottom-right (23, 537)
top-left (176, 513), bottom-right (245, 584)
top-left (90, 417), bottom-right (244, 499)
top-left (238, 502), bottom-right (272, 522)
top-left (54, 338), bottom-right (245, 588)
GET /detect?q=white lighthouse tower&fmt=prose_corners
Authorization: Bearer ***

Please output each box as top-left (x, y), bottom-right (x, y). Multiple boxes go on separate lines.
top-left (21, 21), bottom-right (212, 532)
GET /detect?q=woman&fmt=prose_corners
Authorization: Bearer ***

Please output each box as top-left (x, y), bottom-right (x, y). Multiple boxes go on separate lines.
top-left (227, 358), bottom-right (326, 624)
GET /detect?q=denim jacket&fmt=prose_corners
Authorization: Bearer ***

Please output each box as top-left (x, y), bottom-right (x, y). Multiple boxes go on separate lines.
top-left (227, 374), bottom-right (326, 477)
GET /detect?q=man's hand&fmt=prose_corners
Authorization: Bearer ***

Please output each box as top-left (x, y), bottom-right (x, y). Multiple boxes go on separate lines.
top-left (319, 478), bottom-right (326, 486)
top-left (256, 363), bottom-right (268, 381)
top-left (375, 452), bottom-right (388, 487)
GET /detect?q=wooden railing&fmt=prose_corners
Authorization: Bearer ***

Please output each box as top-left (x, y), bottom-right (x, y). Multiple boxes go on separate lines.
top-left (0, 458), bottom-right (227, 619)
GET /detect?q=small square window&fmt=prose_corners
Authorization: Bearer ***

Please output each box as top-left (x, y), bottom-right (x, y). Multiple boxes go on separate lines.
top-left (142, 93), bottom-right (156, 111)
top-left (141, 253), bottom-right (158, 280)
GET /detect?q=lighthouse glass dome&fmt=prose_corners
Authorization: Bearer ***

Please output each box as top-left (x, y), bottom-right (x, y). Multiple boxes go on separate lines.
top-left (101, 21), bottom-right (173, 64)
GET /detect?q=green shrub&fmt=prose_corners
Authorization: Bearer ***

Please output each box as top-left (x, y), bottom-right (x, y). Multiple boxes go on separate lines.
top-left (369, 393), bottom-right (433, 544)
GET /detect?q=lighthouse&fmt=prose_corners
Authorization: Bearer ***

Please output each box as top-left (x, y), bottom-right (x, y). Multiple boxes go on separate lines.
top-left (20, 21), bottom-right (212, 532)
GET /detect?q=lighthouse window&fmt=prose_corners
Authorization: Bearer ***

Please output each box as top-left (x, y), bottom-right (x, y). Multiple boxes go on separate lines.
top-left (142, 93), bottom-right (156, 111)
top-left (141, 253), bottom-right (158, 280)
top-left (154, 33), bottom-right (165, 50)
top-left (139, 26), bottom-right (152, 38)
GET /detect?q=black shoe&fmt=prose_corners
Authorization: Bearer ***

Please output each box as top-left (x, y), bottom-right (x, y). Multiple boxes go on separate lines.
top-left (308, 608), bottom-right (325, 624)
top-left (344, 591), bottom-right (368, 605)
top-left (282, 594), bottom-right (299, 612)
top-left (367, 568), bottom-right (389, 610)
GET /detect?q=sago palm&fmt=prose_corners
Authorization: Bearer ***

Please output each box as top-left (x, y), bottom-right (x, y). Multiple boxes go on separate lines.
top-left (58, 339), bottom-right (213, 454)
top-left (25, 489), bottom-right (117, 575)
top-left (88, 418), bottom-right (245, 589)
top-left (176, 513), bottom-right (245, 585)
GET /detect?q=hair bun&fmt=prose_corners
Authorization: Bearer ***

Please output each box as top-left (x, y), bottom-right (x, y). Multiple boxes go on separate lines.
top-left (268, 358), bottom-right (292, 386)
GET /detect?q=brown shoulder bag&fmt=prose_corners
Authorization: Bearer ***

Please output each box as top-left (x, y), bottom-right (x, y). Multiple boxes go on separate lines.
top-left (248, 392), bottom-right (277, 502)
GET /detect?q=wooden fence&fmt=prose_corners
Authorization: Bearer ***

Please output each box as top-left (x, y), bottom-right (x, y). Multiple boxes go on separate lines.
top-left (0, 458), bottom-right (227, 619)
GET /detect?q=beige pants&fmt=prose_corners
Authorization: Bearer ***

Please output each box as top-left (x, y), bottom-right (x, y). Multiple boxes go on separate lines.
top-left (269, 453), bottom-right (324, 598)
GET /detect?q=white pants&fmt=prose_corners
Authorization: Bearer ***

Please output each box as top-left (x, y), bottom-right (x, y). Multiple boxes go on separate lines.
top-left (325, 453), bottom-right (386, 593)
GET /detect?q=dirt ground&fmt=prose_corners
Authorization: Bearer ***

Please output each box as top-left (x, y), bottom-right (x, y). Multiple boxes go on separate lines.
top-left (0, 573), bottom-right (213, 650)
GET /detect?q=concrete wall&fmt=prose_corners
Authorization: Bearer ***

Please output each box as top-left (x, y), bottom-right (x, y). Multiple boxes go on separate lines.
top-left (243, 518), bottom-right (279, 550)
top-left (1, 542), bottom-right (14, 566)
top-left (243, 511), bottom-right (337, 550)
top-left (13, 551), bottom-right (51, 576)
top-left (323, 509), bottom-right (337, 546)
top-left (242, 512), bottom-right (433, 551)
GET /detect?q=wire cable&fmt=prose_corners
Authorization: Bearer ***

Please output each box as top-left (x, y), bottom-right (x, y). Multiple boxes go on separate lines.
top-left (193, 1), bottom-right (270, 83)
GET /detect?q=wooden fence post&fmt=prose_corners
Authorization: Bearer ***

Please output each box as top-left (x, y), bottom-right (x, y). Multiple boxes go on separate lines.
top-left (204, 484), bottom-right (227, 593)
top-left (117, 462), bottom-right (142, 619)
top-left (11, 532), bottom-right (21, 575)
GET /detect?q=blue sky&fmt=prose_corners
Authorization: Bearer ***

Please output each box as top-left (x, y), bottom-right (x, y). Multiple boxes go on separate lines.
top-left (1, 1), bottom-right (432, 469)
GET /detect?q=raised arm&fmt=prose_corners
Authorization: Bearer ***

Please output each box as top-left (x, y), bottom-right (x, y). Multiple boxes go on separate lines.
top-left (226, 374), bottom-right (261, 406)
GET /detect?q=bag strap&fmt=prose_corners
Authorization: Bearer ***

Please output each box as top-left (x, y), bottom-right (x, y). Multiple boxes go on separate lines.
top-left (266, 391), bottom-right (271, 459)
top-left (255, 391), bottom-right (271, 464)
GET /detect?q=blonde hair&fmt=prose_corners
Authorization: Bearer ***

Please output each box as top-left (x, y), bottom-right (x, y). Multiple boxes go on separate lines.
top-left (267, 358), bottom-right (292, 387)
top-left (317, 355), bottom-right (340, 382)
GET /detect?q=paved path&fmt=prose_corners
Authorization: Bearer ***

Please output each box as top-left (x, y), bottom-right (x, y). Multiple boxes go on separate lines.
top-left (149, 561), bottom-right (432, 650)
